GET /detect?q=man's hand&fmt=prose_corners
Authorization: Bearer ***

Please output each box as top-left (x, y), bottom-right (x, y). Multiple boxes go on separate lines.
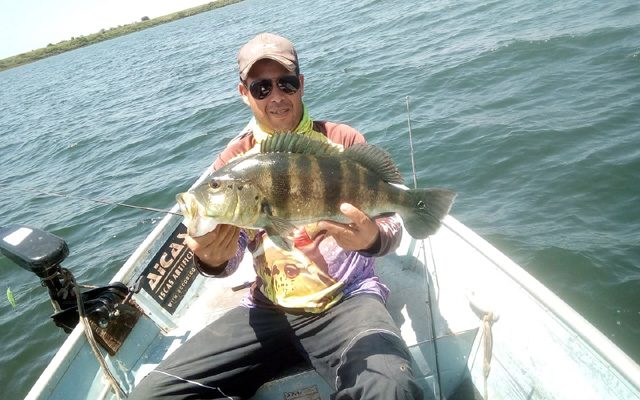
top-left (185, 224), bottom-right (241, 269)
top-left (317, 203), bottom-right (380, 252)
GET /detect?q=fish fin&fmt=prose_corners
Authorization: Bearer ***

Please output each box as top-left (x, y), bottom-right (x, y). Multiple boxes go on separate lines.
top-left (262, 202), bottom-right (296, 250)
top-left (265, 218), bottom-right (295, 251)
top-left (263, 133), bottom-right (404, 185)
top-left (261, 202), bottom-right (296, 234)
top-left (266, 230), bottom-right (293, 251)
top-left (268, 215), bottom-right (297, 237)
top-left (402, 188), bottom-right (456, 239)
top-left (261, 133), bottom-right (339, 156)
top-left (343, 143), bottom-right (404, 184)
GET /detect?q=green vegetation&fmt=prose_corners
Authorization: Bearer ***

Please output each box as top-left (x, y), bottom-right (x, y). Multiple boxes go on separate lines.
top-left (0, 0), bottom-right (242, 72)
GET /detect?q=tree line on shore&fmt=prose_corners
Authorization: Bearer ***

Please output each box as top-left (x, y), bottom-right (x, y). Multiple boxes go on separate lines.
top-left (0, 0), bottom-right (242, 72)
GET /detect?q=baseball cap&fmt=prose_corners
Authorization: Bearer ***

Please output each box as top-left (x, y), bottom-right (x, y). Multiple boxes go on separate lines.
top-left (238, 33), bottom-right (299, 81)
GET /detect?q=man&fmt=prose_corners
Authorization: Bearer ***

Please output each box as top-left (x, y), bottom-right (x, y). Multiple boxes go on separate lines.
top-left (131, 32), bottom-right (425, 400)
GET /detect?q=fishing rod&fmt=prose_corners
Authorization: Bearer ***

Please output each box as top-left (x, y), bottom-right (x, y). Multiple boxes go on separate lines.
top-left (405, 96), bottom-right (443, 400)
top-left (0, 184), bottom-right (182, 216)
top-left (405, 97), bottom-right (419, 190)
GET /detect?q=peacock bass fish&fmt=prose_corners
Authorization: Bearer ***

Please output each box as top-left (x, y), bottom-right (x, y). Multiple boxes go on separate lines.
top-left (176, 133), bottom-right (456, 248)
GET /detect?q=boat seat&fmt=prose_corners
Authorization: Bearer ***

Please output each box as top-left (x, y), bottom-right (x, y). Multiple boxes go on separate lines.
top-left (253, 361), bottom-right (332, 399)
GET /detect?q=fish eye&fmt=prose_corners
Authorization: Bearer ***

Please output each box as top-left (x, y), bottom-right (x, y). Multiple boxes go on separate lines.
top-left (209, 180), bottom-right (220, 189)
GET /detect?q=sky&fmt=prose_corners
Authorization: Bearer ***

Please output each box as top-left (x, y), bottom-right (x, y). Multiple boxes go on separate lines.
top-left (0, 0), bottom-right (213, 59)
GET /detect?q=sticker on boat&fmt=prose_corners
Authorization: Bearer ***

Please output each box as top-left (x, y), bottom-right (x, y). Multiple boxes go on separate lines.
top-left (140, 223), bottom-right (199, 313)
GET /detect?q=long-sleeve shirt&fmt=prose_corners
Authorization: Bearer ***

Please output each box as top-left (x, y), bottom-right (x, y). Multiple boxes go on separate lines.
top-left (197, 120), bottom-right (402, 313)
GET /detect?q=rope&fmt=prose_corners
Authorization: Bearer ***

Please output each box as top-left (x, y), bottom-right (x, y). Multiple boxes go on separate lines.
top-left (62, 269), bottom-right (127, 399)
top-left (482, 311), bottom-right (495, 400)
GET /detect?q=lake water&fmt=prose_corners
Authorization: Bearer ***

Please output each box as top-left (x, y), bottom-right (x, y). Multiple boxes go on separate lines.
top-left (0, 0), bottom-right (639, 398)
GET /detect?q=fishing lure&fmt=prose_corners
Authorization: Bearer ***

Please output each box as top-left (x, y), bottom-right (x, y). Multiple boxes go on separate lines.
top-left (7, 287), bottom-right (16, 309)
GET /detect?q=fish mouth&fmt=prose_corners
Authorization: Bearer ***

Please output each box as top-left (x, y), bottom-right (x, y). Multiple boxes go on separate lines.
top-left (176, 192), bottom-right (218, 237)
top-left (176, 192), bottom-right (198, 219)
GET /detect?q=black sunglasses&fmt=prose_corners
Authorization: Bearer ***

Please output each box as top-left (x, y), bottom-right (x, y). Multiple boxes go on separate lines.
top-left (246, 75), bottom-right (300, 100)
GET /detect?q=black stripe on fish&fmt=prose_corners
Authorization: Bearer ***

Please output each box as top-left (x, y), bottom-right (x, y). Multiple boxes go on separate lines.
top-left (344, 159), bottom-right (362, 207)
top-left (319, 156), bottom-right (342, 214)
top-left (269, 154), bottom-right (291, 217)
top-left (295, 154), bottom-right (314, 206)
top-left (368, 165), bottom-right (387, 205)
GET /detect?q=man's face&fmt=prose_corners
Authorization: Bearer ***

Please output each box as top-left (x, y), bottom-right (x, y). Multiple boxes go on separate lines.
top-left (239, 59), bottom-right (305, 133)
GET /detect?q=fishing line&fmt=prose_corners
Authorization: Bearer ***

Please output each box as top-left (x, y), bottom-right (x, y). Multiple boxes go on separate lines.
top-left (406, 96), bottom-right (443, 400)
top-left (0, 184), bottom-right (182, 216)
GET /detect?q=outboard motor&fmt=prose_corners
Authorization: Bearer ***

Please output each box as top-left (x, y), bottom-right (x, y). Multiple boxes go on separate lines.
top-left (0, 225), bottom-right (136, 335)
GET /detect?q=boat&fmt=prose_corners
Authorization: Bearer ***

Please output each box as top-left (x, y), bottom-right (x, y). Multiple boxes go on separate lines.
top-left (2, 167), bottom-right (640, 400)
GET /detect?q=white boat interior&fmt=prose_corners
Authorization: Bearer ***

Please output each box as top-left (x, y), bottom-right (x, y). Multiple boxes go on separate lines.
top-left (23, 204), bottom-right (640, 399)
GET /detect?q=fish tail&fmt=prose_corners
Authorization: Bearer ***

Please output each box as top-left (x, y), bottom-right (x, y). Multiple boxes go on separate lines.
top-left (401, 188), bottom-right (456, 239)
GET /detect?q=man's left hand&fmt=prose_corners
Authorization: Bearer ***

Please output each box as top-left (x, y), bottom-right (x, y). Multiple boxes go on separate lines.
top-left (317, 203), bottom-right (380, 252)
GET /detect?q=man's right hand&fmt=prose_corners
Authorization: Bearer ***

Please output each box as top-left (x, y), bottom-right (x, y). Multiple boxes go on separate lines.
top-left (185, 224), bottom-right (241, 270)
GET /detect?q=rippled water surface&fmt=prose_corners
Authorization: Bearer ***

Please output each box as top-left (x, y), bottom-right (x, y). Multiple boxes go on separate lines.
top-left (1, 1), bottom-right (639, 398)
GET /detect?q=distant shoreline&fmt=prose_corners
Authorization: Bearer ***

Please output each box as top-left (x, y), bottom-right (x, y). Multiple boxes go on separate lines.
top-left (0, 0), bottom-right (243, 72)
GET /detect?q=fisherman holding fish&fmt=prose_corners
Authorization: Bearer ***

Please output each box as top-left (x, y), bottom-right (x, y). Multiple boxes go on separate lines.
top-left (132, 33), bottom-right (453, 400)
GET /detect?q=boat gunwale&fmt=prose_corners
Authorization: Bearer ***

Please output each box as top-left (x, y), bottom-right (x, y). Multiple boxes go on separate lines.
top-left (441, 215), bottom-right (640, 393)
